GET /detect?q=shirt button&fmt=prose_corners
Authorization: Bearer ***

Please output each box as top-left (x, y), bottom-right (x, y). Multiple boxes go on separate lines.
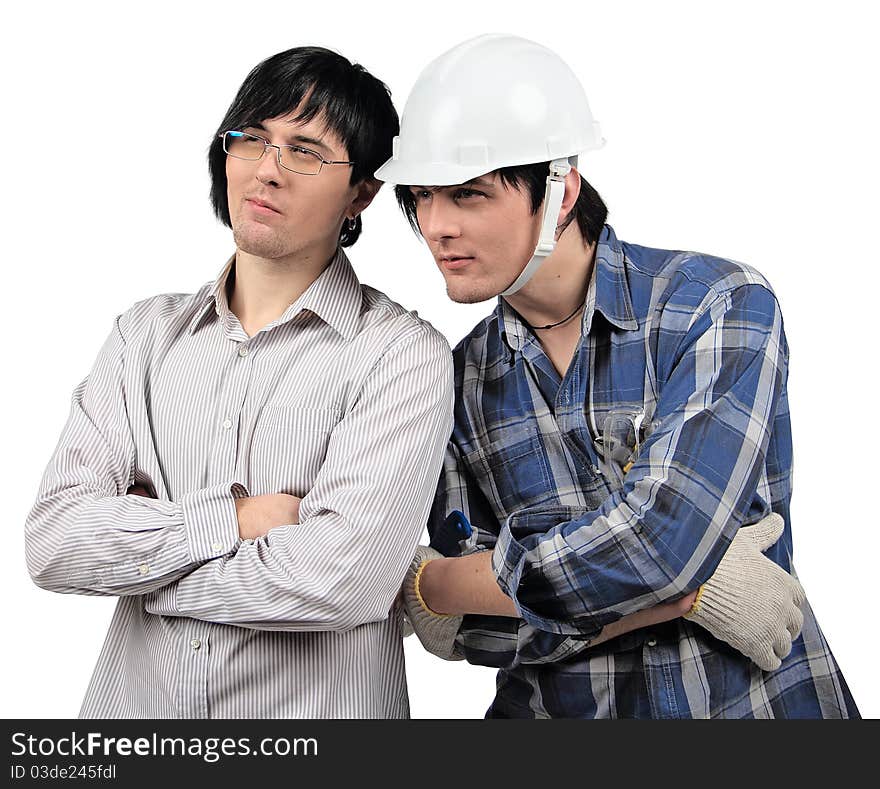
top-left (238, 345), bottom-right (249, 357)
top-left (211, 542), bottom-right (223, 552)
top-left (137, 563), bottom-right (150, 575)
top-left (646, 637), bottom-right (657, 647)
top-left (190, 639), bottom-right (202, 650)
top-left (222, 418), bottom-right (233, 430)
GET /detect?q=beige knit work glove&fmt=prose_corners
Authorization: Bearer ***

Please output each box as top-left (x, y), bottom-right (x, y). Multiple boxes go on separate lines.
top-left (402, 546), bottom-right (464, 661)
top-left (684, 512), bottom-right (806, 672)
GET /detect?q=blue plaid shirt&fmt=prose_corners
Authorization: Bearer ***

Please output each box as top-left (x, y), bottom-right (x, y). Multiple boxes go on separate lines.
top-left (428, 224), bottom-right (859, 718)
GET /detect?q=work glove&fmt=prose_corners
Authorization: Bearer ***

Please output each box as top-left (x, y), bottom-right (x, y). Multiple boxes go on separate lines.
top-left (684, 512), bottom-right (805, 672)
top-left (402, 545), bottom-right (464, 661)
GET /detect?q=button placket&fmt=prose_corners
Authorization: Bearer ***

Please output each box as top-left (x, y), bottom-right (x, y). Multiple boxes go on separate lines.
top-left (178, 628), bottom-right (211, 719)
top-left (206, 339), bottom-right (255, 487)
top-left (642, 634), bottom-right (682, 718)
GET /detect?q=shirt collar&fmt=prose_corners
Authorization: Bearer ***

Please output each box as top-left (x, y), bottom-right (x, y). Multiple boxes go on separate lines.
top-left (188, 247), bottom-right (362, 342)
top-left (498, 223), bottom-right (638, 353)
top-left (188, 253), bottom-right (235, 336)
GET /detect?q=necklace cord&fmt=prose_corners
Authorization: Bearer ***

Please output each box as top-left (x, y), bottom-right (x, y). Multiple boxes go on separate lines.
top-left (522, 302), bottom-right (584, 331)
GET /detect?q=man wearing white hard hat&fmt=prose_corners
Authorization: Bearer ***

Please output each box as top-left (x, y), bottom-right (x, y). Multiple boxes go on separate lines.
top-left (378, 35), bottom-right (859, 718)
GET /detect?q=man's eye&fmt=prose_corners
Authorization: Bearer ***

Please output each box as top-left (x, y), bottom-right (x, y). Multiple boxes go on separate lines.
top-left (413, 190), bottom-right (432, 201)
top-left (454, 189), bottom-right (481, 200)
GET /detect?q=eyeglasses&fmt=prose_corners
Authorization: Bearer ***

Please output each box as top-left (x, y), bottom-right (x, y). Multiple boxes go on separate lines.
top-left (219, 130), bottom-right (354, 176)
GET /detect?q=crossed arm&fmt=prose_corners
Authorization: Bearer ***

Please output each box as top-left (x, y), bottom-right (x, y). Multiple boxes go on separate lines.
top-left (24, 316), bottom-right (242, 597)
top-left (25, 314), bottom-right (454, 633)
top-left (410, 283), bottom-right (799, 666)
top-left (416, 550), bottom-right (696, 647)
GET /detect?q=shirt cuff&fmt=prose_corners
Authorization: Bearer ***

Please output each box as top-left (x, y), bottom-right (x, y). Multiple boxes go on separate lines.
top-left (492, 526), bottom-right (527, 602)
top-left (181, 480), bottom-right (247, 563)
top-left (492, 507), bottom-right (604, 639)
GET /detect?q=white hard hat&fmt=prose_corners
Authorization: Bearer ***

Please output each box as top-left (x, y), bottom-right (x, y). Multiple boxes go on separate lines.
top-left (375, 34), bottom-right (605, 296)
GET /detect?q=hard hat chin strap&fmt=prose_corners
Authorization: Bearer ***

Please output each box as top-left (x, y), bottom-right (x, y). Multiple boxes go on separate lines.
top-left (500, 157), bottom-right (571, 297)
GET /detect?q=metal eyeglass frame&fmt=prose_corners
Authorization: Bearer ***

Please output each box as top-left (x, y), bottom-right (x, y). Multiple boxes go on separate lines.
top-left (219, 130), bottom-right (354, 175)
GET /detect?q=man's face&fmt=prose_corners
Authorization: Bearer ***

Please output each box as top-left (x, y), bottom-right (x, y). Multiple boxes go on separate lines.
top-left (408, 173), bottom-right (541, 303)
top-left (226, 109), bottom-right (357, 262)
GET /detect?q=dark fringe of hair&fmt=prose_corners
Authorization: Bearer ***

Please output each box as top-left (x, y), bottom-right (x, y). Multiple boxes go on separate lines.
top-left (209, 46), bottom-right (399, 247)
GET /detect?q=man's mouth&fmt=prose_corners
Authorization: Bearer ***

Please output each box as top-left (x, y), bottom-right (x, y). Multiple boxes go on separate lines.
top-left (439, 255), bottom-right (475, 270)
top-left (245, 198), bottom-right (282, 215)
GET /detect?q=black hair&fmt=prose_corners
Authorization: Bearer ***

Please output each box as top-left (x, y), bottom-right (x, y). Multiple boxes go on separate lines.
top-left (209, 46), bottom-right (399, 247)
top-left (394, 162), bottom-right (608, 247)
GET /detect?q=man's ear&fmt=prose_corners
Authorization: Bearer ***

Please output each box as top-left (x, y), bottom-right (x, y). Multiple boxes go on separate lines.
top-left (557, 166), bottom-right (582, 224)
top-left (349, 177), bottom-right (383, 216)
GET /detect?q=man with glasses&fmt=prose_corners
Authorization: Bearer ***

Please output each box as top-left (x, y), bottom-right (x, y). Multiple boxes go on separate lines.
top-left (386, 35), bottom-right (859, 718)
top-left (24, 46), bottom-right (454, 718)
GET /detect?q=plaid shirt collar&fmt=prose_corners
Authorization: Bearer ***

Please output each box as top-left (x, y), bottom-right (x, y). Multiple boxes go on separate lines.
top-left (498, 224), bottom-right (639, 354)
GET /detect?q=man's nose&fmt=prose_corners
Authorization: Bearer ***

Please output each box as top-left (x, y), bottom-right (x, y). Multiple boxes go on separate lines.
top-left (420, 200), bottom-right (461, 242)
top-left (254, 142), bottom-right (285, 185)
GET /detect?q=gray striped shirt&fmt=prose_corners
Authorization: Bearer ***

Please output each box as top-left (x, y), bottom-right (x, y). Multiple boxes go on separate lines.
top-left (24, 248), bottom-right (454, 718)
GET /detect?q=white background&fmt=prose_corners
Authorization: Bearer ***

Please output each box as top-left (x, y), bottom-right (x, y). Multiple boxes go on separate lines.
top-left (1, 0), bottom-right (876, 718)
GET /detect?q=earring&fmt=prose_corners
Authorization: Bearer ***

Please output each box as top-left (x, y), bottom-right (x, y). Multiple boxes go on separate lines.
top-left (347, 216), bottom-right (357, 231)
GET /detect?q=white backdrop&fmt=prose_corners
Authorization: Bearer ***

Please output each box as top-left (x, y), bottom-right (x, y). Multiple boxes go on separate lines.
top-left (2, 0), bottom-right (876, 718)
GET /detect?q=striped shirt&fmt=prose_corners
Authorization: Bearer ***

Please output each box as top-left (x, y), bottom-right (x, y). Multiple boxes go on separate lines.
top-left (429, 223), bottom-right (859, 718)
top-left (25, 247), bottom-right (454, 718)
